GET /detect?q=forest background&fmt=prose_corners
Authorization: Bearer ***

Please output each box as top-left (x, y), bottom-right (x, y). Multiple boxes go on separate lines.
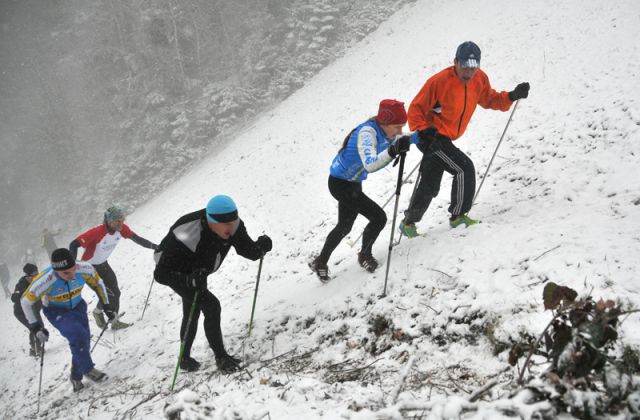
top-left (0, 0), bottom-right (414, 263)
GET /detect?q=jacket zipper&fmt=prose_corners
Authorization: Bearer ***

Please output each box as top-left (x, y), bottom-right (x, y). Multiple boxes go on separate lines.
top-left (66, 282), bottom-right (72, 310)
top-left (456, 85), bottom-right (468, 138)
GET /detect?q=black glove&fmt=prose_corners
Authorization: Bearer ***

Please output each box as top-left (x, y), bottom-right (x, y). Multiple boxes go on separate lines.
top-left (10, 293), bottom-right (20, 304)
top-left (388, 135), bottom-right (411, 158)
top-left (29, 323), bottom-right (49, 344)
top-left (417, 127), bottom-right (437, 142)
top-left (186, 271), bottom-right (208, 290)
top-left (418, 129), bottom-right (448, 154)
top-left (416, 127), bottom-right (438, 153)
top-left (103, 304), bottom-right (116, 321)
top-left (256, 235), bottom-right (272, 254)
top-left (508, 82), bottom-right (530, 101)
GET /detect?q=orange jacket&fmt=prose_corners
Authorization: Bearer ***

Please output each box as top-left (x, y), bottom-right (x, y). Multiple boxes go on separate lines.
top-left (408, 66), bottom-right (513, 140)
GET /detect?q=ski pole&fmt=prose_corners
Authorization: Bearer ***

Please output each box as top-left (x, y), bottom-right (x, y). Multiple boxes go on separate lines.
top-left (381, 152), bottom-right (406, 298)
top-left (472, 99), bottom-right (520, 206)
top-left (349, 160), bottom-right (421, 248)
top-left (247, 256), bottom-right (264, 337)
top-left (91, 320), bottom-right (111, 353)
top-left (140, 277), bottom-right (155, 320)
top-left (171, 290), bottom-right (199, 392)
top-left (36, 342), bottom-right (45, 415)
top-left (382, 160), bottom-right (420, 209)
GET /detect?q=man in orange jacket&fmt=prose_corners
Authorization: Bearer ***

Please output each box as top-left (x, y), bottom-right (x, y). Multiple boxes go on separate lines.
top-left (399, 41), bottom-right (529, 237)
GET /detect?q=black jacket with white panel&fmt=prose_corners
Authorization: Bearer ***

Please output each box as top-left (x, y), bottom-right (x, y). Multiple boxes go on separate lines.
top-left (154, 209), bottom-right (262, 286)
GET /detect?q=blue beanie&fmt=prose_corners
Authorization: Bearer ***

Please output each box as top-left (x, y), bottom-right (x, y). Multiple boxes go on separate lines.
top-left (206, 195), bottom-right (238, 224)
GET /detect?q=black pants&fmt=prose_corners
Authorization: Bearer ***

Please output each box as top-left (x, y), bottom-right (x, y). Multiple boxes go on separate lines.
top-left (93, 262), bottom-right (120, 313)
top-left (14, 303), bottom-right (43, 350)
top-left (319, 176), bottom-right (387, 263)
top-left (404, 137), bottom-right (475, 224)
top-left (161, 276), bottom-right (226, 359)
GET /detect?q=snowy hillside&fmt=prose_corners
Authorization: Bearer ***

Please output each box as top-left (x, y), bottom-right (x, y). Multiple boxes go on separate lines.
top-left (1, 0), bottom-right (639, 418)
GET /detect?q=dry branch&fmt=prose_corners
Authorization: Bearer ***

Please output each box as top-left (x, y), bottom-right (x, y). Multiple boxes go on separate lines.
top-left (391, 355), bottom-right (415, 404)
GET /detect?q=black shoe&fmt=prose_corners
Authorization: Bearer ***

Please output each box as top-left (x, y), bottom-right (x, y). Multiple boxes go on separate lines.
top-left (216, 354), bottom-right (242, 374)
top-left (309, 256), bottom-right (330, 282)
top-left (85, 368), bottom-right (108, 382)
top-left (180, 356), bottom-right (201, 372)
top-left (358, 252), bottom-right (379, 273)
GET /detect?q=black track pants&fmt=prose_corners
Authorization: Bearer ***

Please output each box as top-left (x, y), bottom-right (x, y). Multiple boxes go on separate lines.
top-left (404, 137), bottom-right (475, 224)
top-left (93, 262), bottom-right (120, 313)
top-left (167, 280), bottom-right (226, 359)
top-left (319, 176), bottom-right (387, 263)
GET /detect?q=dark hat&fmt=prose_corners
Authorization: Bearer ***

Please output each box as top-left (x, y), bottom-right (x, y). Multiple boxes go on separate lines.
top-left (377, 99), bottom-right (407, 125)
top-left (23, 263), bottom-right (39, 276)
top-left (455, 41), bottom-right (481, 68)
top-left (51, 248), bottom-right (76, 271)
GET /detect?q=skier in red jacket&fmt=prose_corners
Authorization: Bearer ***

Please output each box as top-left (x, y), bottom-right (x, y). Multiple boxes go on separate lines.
top-left (70, 206), bottom-right (158, 329)
top-left (399, 41), bottom-right (529, 237)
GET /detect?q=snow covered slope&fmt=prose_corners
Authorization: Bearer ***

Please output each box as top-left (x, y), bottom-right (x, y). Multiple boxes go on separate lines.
top-left (1, 0), bottom-right (639, 418)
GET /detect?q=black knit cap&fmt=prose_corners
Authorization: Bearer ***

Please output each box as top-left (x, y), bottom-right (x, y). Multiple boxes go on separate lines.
top-left (51, 248), bottom-right (76, 271)
top-left (23, 263), bottom-right (39, 276)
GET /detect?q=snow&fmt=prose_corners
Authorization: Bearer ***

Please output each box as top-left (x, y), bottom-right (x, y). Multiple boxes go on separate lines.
top-left (2, 0), bottom-right (640, 418)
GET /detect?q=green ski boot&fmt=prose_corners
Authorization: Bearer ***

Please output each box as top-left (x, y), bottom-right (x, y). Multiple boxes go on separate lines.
top-left (110, 313), bottom-right (132, 330)
top-left (111, 318), bottom-right (132, 330)
top-left (398, 222), bottom-right (420, 238)
top-left (449, 214), bottom-right (481, 228)
top-left (93, 309), bottom-right (107, 329)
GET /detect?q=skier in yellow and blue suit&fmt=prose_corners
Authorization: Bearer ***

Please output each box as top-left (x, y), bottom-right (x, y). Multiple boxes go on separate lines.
top-left (21, 248), bottom-right (115, 392)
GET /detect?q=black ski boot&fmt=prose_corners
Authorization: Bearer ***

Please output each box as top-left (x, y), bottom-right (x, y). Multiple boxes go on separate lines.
top-left (70, 376), bottom-right (84, 392)
top-left (216, 354), bottom-right (242, 374)
top-left (85, 368), bottom-right (108, 382)
top-left (180, 356), bottom-right (201, 372)
top-left (309, 256), bottom-right (330, 282)
top-left (358, 252), bottom-right (379, 273)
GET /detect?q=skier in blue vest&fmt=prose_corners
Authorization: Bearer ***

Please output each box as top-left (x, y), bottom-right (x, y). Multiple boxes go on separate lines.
top-left (309, 99), bottom-right (417, 281)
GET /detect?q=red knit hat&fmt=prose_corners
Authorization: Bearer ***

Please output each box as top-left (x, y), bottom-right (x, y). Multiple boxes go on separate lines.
top-left (377, 99), bottom-right (407, 125)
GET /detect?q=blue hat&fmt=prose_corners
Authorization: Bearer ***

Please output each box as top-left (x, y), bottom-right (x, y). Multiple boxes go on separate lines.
top-left (455, 41), bottom-right (481, 68)
top-left (206, 195), bottom-right (238, 224)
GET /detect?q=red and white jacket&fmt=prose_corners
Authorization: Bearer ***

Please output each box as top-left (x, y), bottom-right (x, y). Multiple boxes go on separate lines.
top-left (76, 224), bottom-right (135, 264)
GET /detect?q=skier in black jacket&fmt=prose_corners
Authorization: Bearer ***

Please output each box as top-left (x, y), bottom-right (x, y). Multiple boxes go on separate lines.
top-left (11, 263), bottom-right (43, 357)
top-left (154, 195), bottom-right (272, 373)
